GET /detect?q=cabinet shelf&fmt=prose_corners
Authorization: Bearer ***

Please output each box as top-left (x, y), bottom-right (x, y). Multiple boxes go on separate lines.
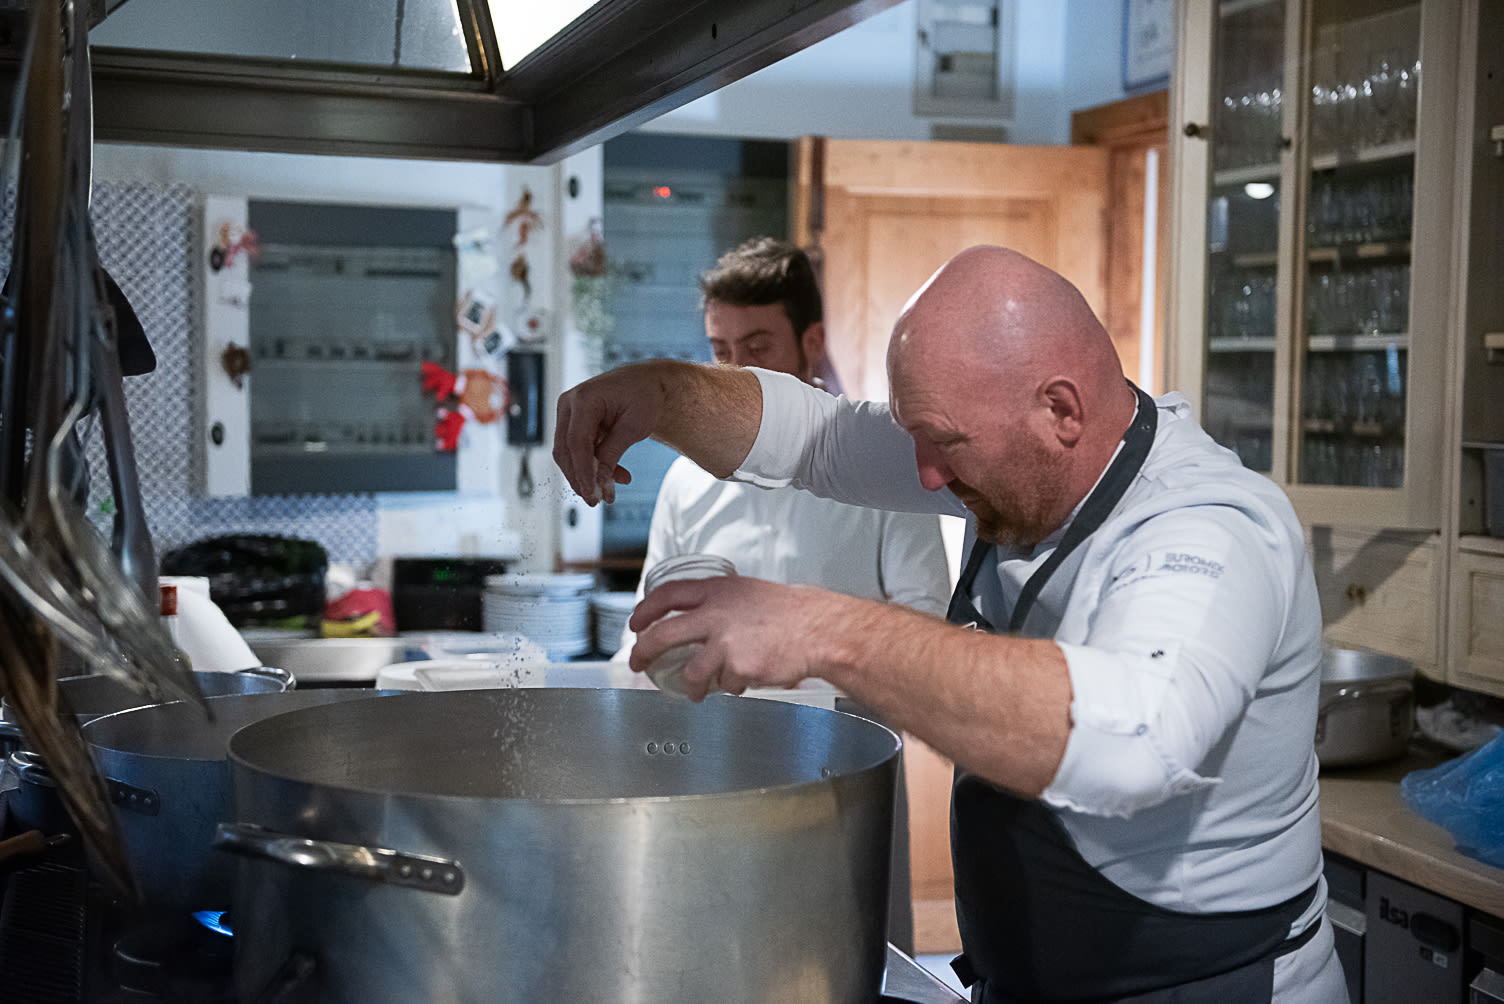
top-left (1228, 251), bottom-right (1279, 268)
top-left (251, 355), bottom-right (435, 367)
top-left (1307, 241), bottom-right (1411, 263)
top-left (1301, 418), bottom-right (1398, 438)
top-left (1213, 163), bottom-right (1281, 187)
top-left (1219, 0), bottom-right (1280, 17)
top-left (1309, 139), bottom-right (1417, 172)
top-left (1306, 334), bottom-right (1409, 352)
top-left (253, 442), bottom-right (434, 458)
top-left (1208, 336), bottom-right (1277, 353)
top-left (1459, 535), bottom-right (1504, 558)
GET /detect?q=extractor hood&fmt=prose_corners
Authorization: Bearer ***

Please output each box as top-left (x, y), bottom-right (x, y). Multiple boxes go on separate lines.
top-left (0, 0), bottom-right (901, 164)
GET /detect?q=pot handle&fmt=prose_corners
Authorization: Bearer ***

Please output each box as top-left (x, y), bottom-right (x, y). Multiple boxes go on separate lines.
top-left (9, 750), bottom-right (55, 788)
top-left (1317, 679), bottom-right (1413, 715)
top-left (212, 822), bottom-right (465, 895)
top-left (239, 665), bottom-right (296, 690)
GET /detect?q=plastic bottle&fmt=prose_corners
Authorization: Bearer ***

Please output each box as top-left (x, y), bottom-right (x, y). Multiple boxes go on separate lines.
top-left (641, 554), bottom-right (736, 697)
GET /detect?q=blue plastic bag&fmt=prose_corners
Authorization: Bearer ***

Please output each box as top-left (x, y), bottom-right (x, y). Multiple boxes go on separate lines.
top-left (1400, 731), bottom-right (1504, 869)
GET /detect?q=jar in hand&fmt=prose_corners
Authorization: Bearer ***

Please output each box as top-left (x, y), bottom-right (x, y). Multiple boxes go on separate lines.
top-left (641, 554), bottom-right (736, 697)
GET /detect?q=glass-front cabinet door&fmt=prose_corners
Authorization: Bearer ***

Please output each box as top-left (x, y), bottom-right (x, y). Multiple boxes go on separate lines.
top-left (1173, 0), bottom-right (1461, 529)
top-left (1202, 0), bottom-right (1286, 476)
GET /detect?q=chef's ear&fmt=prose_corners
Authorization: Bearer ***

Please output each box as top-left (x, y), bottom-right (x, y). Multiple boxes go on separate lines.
top-left (1041, 377), bottom-right (1085, 447)
top-left (800, 321), bottom-right (827, 375)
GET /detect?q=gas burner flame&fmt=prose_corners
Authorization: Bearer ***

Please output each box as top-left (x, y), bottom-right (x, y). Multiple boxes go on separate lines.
top-left (193, 910), bottom-right (233, 937)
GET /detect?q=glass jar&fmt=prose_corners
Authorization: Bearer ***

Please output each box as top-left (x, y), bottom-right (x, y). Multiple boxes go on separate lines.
top-left (641, 554), bottom-right (736, 697)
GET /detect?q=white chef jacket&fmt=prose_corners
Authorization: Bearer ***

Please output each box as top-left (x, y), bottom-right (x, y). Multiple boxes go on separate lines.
top-left (615, 455), bottom-right (952, 658)
top-left (735, 369), bottom-right (1331, 938)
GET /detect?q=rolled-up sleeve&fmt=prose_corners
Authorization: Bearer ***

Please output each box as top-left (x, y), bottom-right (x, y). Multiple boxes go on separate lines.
top-left (1042, 507), bottom-right (1291, 818)
top-left (736, 368), bottom-right (963, 516)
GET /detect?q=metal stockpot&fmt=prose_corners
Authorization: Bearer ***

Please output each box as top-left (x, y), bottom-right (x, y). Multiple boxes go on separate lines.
top-left (216, 689), bottom-right (900, 1004)
top-left (6, 750), bottom-right (76, 836)
top-left (82, 689), bottom-right (391, 912)
top-left (1315, 648), bottom-right (1415, 767)
top-left (0, 668), bottom-right (293, 760)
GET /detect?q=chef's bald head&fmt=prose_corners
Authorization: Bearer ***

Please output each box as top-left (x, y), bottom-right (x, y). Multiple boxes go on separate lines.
top-left (887, 245), bottom-right (1120, 401)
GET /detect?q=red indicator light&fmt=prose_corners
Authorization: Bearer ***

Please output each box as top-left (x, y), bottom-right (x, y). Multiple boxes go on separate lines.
top-left (653, 186), bottom-right (672, 199)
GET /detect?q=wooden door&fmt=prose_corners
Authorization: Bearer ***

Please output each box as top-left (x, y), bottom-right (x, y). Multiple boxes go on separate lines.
top-left (794, 137), bottom-right (1110, 404)
top-left (1071, 91), bottom-right (1172, 394)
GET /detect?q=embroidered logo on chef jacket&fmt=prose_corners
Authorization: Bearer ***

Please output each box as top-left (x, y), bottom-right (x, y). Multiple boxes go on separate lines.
top-left (1158, 551), bottom-right (1225, 577)
top-left (1104, 550), bottom-right (1225, 598)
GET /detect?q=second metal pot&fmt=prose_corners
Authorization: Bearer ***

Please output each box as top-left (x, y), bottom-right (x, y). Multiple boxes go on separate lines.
top-left (0, 668), bottom-right (294, 761)
top-left (1315, 648), bottom-right (1415, 767)
top-left (82, 688), bottom-right (391, 912)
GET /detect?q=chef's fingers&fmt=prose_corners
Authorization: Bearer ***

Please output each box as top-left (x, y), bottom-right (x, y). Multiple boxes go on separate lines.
top-left (554, 385), bottom-right (651, 505)
top-left (590, 414), bottom-right (646, 506)
top-left (628, 578), bottom-right (714, 635)
top-left (552, 391), bottom-right (593, 500)
top-left (627, 589), bottom-right (716, 675)
top-left (681, 642), bottom-right (728, 702)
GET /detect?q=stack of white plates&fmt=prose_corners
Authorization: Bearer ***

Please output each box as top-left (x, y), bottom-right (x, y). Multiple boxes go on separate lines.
top-left (482, 573), bottom-right (596, 660)
top-left (590, 592), bottom-right (637, 657)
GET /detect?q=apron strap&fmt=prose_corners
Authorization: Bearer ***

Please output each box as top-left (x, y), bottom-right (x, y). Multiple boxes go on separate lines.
top-left (943, 382), bottom-right (1158, 635)
top-left (1007, 384), bottom-right (1158, 632)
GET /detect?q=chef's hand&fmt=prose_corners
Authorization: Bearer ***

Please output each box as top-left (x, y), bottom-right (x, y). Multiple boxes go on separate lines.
top-left (628, 576), bottom-right (857, 700)
top-left (553, 365), bottom-right (667, 505)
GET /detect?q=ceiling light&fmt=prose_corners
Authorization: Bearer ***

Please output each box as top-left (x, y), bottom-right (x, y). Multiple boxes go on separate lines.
top-left (491, 0), bottom-right (602, 69)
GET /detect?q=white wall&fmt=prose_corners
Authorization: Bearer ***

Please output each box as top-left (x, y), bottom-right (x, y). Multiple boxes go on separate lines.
top-left (94, 144), bottom-right (566, 570)
top-left (641, 0), bottom-right (1133, 146)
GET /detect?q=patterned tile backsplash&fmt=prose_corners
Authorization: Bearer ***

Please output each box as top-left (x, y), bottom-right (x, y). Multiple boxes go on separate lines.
top-left (2, 181), bottom-right (381, 567)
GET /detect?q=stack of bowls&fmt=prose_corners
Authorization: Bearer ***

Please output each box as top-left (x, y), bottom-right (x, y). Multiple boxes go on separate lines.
top-left (482, 573), bottom-right (596, 660)
top-left (590, 592), bottom-right (637, 657)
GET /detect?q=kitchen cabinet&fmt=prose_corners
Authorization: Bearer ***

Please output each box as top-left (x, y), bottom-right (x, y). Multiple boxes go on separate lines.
top-left (1307, 525), bottom-right (1438, 670)
top-left (1445, 0), bottom-right (1504, 696)
top-left (200, 196), bottom-right (498, 497)
top-left (1169, 0), bottom-right (1504, 694)
top-left (1170, 0), bottom-right (1462, 532)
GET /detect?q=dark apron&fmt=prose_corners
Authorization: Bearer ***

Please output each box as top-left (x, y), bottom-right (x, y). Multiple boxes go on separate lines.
top-left (945, 384), bottom-right (1319, 1003)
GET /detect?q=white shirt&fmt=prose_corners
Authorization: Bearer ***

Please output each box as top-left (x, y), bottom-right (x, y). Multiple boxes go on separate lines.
top-left (736, 368), bottom-right (1327, 929)
top-left (616, 455), bottom-right (951, 658)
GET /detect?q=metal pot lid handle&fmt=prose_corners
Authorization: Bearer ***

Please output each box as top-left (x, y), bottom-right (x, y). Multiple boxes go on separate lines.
top-left (212, 822), bottom-right (465, 895)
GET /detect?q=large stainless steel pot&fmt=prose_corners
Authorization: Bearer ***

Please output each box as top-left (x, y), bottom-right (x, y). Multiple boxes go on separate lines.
top-left (82, 689), bottom-right (391, 912)
top-left (1315, 647), bottom-right (1415, 767)
top-left (215, 689), bottom-right (900, 1004)
top-left (0, 668), bottom-right (294, 756)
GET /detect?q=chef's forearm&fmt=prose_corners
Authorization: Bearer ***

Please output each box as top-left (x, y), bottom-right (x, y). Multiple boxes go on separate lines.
top-left (651, 362), bottom-right (763, 479)
top-left (820, 602), bottom-right (1073, 798)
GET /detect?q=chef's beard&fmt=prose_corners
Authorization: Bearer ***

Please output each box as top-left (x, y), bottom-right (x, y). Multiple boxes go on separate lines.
top-left (953, 442), bottom-right (1071, 551)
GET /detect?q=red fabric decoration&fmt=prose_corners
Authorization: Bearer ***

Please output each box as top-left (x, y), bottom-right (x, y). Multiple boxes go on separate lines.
top-left (434, 409), bottom-right (465, 452)
top-left (421, 361), bottom-right (458, 399)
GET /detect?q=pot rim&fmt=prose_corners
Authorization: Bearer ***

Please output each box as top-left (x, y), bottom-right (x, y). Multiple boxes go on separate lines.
top-left (225, 689), bottom-right (902, 808)
top-left (83, 689), bottom-right (402, 760)
top-left (1319, 646), bottom-right (1414, 686)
